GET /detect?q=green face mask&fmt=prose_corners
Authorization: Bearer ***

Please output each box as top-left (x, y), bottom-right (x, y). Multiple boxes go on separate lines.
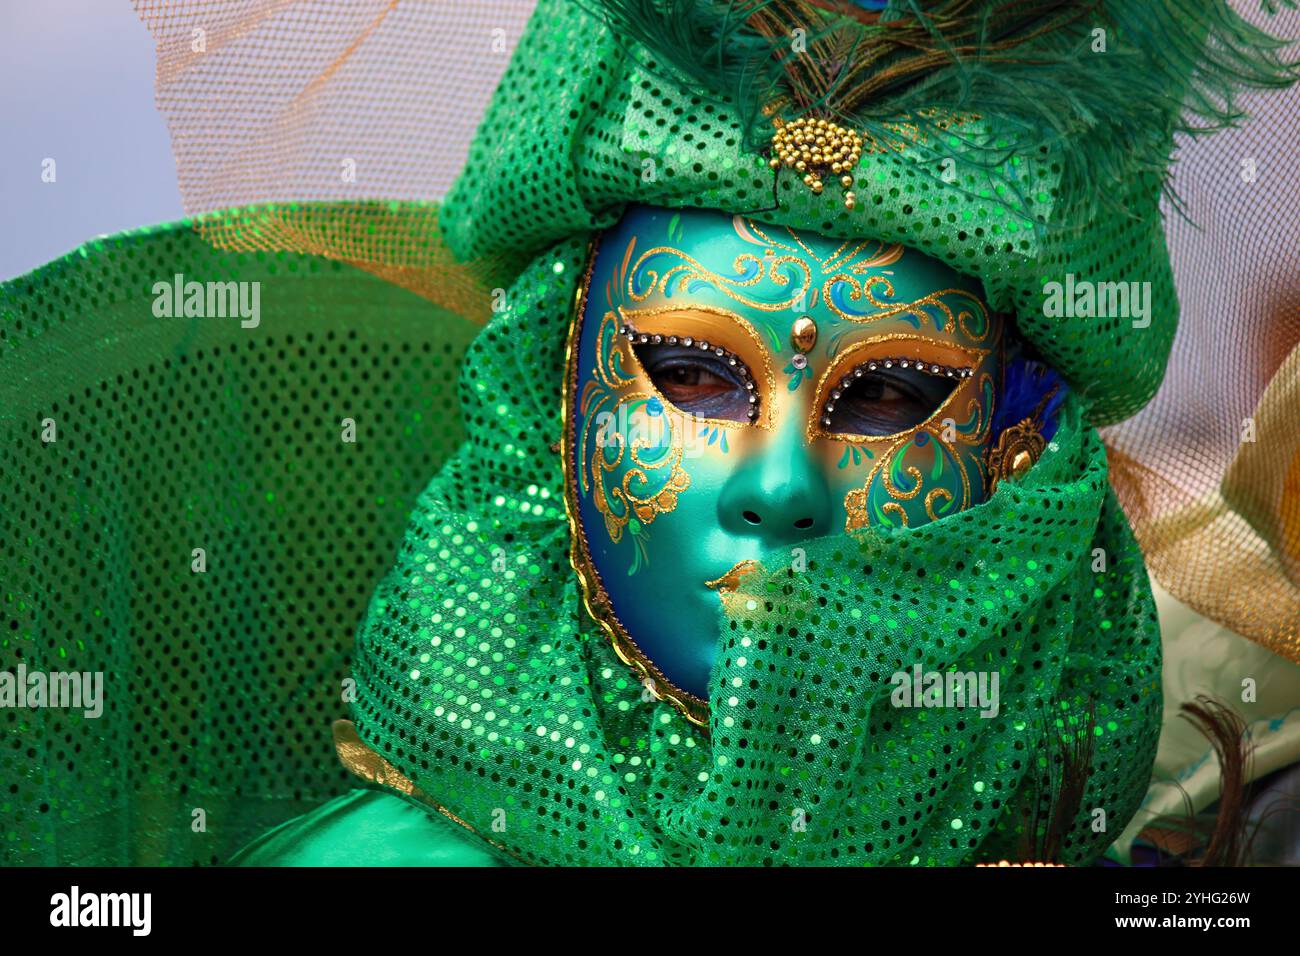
top-left (564, 204), bottom-right (1003, 722)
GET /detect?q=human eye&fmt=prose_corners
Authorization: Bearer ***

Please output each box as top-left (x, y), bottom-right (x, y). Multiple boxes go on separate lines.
top-left (625, 328), bottom-right (760, 423)
top-left (820, 357), bottom-right (970, 437)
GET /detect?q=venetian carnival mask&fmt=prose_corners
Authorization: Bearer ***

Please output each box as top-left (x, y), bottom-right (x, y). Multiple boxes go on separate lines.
top-left (563, 204), bottom-right (1004, 724)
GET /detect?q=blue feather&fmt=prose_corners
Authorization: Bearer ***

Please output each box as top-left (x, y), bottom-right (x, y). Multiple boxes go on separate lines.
top-left (994, 357), bottom-right (1067, 444)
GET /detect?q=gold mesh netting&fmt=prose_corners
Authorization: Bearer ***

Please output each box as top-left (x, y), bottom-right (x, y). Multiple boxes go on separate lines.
top-left (131, 0), bottom-right (1300, 664)
top-left (132, 0), bottom-right (535, 316)
top-left (1103, 3), bottom-right (1300, 665)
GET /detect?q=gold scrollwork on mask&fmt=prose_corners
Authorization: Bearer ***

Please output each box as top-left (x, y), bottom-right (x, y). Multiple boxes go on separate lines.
top-left (823, 275), bottom-right (991, 341)
top-left (627, 217), bottom-right (906, 314)
top-left (843, 432), bottom-right (977, 533)
top-left (562, 239), bottom-right (711, 728)
top-left (838, 368), bottom-right (995, 533)
top-left (629, 246), bottom-right (812, 311)
top-left (580, 310), bottom-right (692, 544)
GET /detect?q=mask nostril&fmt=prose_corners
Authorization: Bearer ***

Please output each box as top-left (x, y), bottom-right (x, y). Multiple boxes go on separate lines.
top-left (793, 517), bottom-right (814, 530)
top-left (742, 510), bottom-right (762, 525)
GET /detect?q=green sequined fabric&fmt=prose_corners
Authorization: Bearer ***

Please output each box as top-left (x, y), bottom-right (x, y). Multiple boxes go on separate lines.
top-left (1, 215), bottom-right (477, 864)
top-left (340, 0), bottom-right (1170, 864)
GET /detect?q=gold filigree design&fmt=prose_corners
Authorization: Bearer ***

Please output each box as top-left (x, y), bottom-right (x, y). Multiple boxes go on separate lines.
top-left (987, 379), bottom-right (1058, 494)
top-left (925, 487), bottom-right (955, 522)
top-left (839, 399), bottom-right (987, 532)
top-left (987, 417), bottom-right (1047, 494)
top-left (831, 333), bottom-right (996, 533)
top-left (562, 237), bottom-right (710, 729)
top-left (581, 309), bottom-right (693, 544)
top-left (881, 462), bottom-right (924, 501)
top-left (628, 218), bottom-right (905, 314)
top-left (824, 274), bottom-right (991, 340)
top-left (880, 501), bottom-right (909, 527)
top-left (630, 245), bottom-right (812, 312)
top-left (735, 218), bottom-right (904, 274)
top-left (589, 395), bottom-right (692, 543)
top-left (843, 434), bottom-right (973, 533)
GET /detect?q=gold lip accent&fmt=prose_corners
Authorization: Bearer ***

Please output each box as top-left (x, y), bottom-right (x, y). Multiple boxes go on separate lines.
top-left (706, 559), bottom-right (765, 614)
top-left (561, 235), bottom-right (711, 730)
top-left (705, 559), bottom-right (762, 594)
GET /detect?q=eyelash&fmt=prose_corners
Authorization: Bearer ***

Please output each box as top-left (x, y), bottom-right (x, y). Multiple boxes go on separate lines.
top-left (820, 356), bottom-right (973, 429)
top-left (621, 323), bottom-right (761, 423)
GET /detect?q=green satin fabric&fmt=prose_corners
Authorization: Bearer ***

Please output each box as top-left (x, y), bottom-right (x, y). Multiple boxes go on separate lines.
top-left (229, 789), bottom-right (505, 867)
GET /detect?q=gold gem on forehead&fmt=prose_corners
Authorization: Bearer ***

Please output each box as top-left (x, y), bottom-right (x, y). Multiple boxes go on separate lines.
top-left (791, 315), bottom-right (818, 354)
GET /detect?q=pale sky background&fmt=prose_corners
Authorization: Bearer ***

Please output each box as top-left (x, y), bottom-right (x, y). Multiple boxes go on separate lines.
top-left (0, 0), bottom-right (183, 280)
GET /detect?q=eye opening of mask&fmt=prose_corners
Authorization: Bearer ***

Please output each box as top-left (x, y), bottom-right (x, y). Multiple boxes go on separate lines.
top-left (622, 322), bottom-right (761, 425)
top-left (819, 356), bottom-right (973, 437)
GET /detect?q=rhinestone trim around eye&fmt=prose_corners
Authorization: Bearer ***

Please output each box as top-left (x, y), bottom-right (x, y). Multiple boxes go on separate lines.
top-left (621, 323), bottom-right (761, 423)
top-left (820, 357), bottom-right (973, 428)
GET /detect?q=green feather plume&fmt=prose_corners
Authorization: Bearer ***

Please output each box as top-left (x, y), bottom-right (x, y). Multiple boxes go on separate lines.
top-left (587, 0), bottom-right (1299, 224)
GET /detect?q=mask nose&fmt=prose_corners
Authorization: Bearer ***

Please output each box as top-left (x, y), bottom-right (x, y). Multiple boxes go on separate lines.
top-left (718, 416), bottom-right (833, 544)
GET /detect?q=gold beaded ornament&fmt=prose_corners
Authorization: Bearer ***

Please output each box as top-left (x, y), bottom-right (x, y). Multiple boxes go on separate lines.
top-left (975, 861), bottom-right (1067, 868)
top-left (769, 115), bottom-right (862, 209)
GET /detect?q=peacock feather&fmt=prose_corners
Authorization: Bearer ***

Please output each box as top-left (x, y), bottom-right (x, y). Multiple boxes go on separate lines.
top-left (588, 0), bottom-right (1299, 221)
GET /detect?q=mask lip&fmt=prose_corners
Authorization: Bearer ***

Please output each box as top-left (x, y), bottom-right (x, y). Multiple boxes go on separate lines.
top-left (560, 233), bottom-right (712, 730)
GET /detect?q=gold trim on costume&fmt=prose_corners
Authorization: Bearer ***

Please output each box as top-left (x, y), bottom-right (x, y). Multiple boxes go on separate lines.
top-left (331, 719), bottom-right (517, 861)
top-left (987, 417), bottom-right (1047, 493)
